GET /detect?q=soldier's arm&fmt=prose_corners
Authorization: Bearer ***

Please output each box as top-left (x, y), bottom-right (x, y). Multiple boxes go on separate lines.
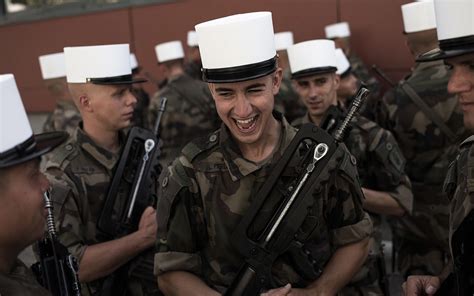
top-left (46, 167), bottom-right (157, 283)
top-left (155, 157), bottom-right (219, 295)
top-left (301, 151), bottom-right (372, 294)
top-left (364, 128), bottom-right (413, 216)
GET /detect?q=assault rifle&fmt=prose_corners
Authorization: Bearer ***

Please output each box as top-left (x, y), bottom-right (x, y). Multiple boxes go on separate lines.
top-left (97, 97), bottom-right (167, 296)
top-left (32, 191), bottom-right (81, 296)
top-left (224, 87), bottom-right (370, 296)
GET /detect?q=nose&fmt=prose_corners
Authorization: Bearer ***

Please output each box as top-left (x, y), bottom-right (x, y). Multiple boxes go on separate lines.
top-left (125, 89), bottom-right (138, 107)
top-left (448, 67), bottom-right (472, 95)
top-left (309, 83), bottom-right (319, 99)
top-left (233, 92), bottom-right (253, 118)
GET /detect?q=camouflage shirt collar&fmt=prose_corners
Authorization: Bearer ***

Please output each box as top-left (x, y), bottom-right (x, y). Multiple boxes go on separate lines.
top-left (219, 112), bottom-right (297, 181)
top-left (74, 126), bottom-right (123, 171)
top-left (412, 59), bottom-right (445, 73)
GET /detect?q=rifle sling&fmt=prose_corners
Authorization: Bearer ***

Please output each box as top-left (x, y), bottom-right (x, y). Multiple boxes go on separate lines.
top-left (400, 81), bottom-right (457, 142)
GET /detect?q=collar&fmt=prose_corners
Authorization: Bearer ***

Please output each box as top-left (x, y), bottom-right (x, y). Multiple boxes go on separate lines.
top-left (74, 126), bottom-right (123, 171)
top-left (218, 112), bottom-right (296, 181)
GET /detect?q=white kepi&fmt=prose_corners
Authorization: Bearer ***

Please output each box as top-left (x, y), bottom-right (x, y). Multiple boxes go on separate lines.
top-left (64, 44), bottom-right (145, 84)
top-left (187, 31), bottom-right (198, 47)
top-left (419, 0), bottom-right (474, 61)
top-left (325, 22), bottom-right (351, 39)
top-left (288, 39), bottom-right (337, 79)
top-left (195, 11), bottom-right (277, 83)
top-left (274, 31), bottom-right (294, 51)
top-left (38, 52), bottom-right (66, 80)
top-left (0, 74), bottom-right (67, 168)
top-left (155, 40), bottom-right (185, 63)
top-left (401, 0), bottom-right (436, 34)
top-left (335, 48), bottom-right (351, 76)
top-left (130, 53), bottom-right (139, 71)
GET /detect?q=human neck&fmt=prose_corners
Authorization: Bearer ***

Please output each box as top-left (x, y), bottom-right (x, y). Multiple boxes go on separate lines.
top-left (83, 120), bottom-right (120, 153)
top-left (168, 66), bottom-right (185, 79)
top-left (238, 117), bottom-right (281, 163)
top-left (0, 247), bottom-right (20, 273)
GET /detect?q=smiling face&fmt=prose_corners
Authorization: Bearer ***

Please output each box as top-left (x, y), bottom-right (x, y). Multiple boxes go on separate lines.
top-left (293, 72), bottom-right (340, 125)
top-left (0, 159), bottom-right (50, 250)
top-left (208, 70), bottom-right (282, 146)
top-left (81, 83), bottom-right (137, 131)
top-left (446, 52), bottom-right (474, 130)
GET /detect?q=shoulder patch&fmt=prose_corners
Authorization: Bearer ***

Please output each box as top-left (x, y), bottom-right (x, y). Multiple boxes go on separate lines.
top-left (182, 130), bottom-right (220, 161)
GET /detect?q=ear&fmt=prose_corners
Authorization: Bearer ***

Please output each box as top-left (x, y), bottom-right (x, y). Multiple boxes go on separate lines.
top-left (333, 73), bottom-right (341, 90)
top-left (272, 67), bottom-right (283, 96)
top-left (79, 94), bottom-right (93, 112)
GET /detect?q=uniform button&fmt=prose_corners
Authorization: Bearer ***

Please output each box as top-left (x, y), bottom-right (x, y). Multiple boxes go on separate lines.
top-left (386, 143), bottom-right (393, 151)
top-left (65, 144), bottom-right (73, 151)
top-left (209, 134), bottom-right (217, 142)
top-left (350, 155), bottom-right (357, 165)
top-left (162, 176), bottom-right (169, 188)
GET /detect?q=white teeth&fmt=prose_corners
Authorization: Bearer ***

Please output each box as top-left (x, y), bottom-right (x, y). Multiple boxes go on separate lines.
top-left (235, 116), bottom-right (256, 124)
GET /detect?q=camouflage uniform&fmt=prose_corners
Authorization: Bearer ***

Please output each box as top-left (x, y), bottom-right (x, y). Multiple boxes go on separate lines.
top-left (42, 100), bottom-right (81, 136)
top-left (131, 86), bottom-right (150, 129)
top-left (148, 73), bottom-right (220, 167)
top-left (293, 111), bottom-right (413, 295)
top-left (348, 53), bottom-right (382, 122)
top-left (443, 135), bottom-right (474, 292)
top-left (274, 69), bottom-right (306, 123)
top-left (382, 60), bottom-right (467, 277)
top-left (0, 259), bottom-right (51, 296)
top-left (184, 60), bottom-right (202, 81)
top-left (44, 126), bottom-right (159, 296)
top-left (154, 113), bottom-right (373, 293)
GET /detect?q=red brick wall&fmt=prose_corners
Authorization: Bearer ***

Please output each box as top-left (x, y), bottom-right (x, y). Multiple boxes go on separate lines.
top-left (0, 0), bottom-right (412, 112)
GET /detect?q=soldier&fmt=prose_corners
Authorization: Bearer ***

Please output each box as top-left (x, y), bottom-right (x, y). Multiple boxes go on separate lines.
top-left (273, 31), bottom-right (306, 122)
top-left (39, 52), bottom-right (81, 135)
top-left (184, 30), bottom-right (202, 80)
top-left (155, 12), bottom-right (372, 295)
top-left (402, 0), bottom-right (474, 294)
top-left (382, 0), bottom-right (466, 280)
top-left (334, 48), bottom-right (360, 108)
top-left (149, 40), bottom-right (219, 167)
top-left (130, 53), bottom-right (150, 129)
top-left (44, 44), bottom-right (159, 295)
top-left (0, 74), bottom-right (67, 295)
top-left (289, 39), bottom-right (413, 295)
top-left (325, 22), bottom-right (381, 102)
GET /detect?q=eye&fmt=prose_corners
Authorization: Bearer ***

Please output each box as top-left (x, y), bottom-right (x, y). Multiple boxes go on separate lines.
top-left (297, 81), bottom-right (309, 88)
top-left (248, 88), bottom-right (263, 94)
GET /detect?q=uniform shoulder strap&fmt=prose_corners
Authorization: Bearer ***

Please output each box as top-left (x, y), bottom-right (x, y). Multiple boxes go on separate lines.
top-left (182, 130), bottom-right (220, 162)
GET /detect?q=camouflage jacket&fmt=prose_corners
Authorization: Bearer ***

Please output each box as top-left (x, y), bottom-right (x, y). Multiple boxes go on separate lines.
top-left (292, 112), bottom-right (413, 225)
top-left (42, 100), bottom-right (81, 136)
top-left (131, 86), bottom-right (150, 129)
top-left (148, 73), bottom-right (220, 167)
top-left (154, 113), bottom-right (372, 292)
top-left (44, 127), bottom-right (159, 296)
top-left (274, 69), bottom-right (306, 123)
top-left (383, 60), bottom-right (467, 250)
top-left (184, 60), bottom-right (202, 81)
top-left (0, 259), bottom-right (51, 296)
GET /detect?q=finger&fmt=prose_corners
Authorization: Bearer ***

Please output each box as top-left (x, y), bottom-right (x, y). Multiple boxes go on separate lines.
top-left (425, 277), bottom-right (440, 295)
top-left (402, 282), bottom-right (406, 295)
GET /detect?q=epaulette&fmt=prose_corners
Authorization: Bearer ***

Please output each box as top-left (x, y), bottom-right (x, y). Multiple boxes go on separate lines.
top-left (460, 135), bottom-right (474, 148)
top-left (182, 129), bottom-right (220, 162)
top-left (45, 139), bottom-right (78, 170)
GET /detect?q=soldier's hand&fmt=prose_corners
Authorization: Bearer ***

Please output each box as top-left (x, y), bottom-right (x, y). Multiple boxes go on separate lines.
top-left (261, 284), bottom-right (292, 296)
top-left (402, 275), bottom-right (440, 296)
top-left (138, 206), bottom-right (157, 248)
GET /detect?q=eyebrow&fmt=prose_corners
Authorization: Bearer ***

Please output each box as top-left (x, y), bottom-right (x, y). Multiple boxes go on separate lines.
top-left (111, 86), bottom-right (129, 96)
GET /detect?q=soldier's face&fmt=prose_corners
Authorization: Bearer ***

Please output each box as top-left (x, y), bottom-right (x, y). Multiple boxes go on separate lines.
top-left (209, 70), bottom-right (282, 145)
top-left (446, 53), bottom-right (474, 130)
top-left (337, 73), bottom-right (359, 100)
top-left (0, 159), bottom-right (49, 249)
top-left (293, 72), bottom-right (340, 123)
top-left (85, 84), bottom-right (137, 131)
